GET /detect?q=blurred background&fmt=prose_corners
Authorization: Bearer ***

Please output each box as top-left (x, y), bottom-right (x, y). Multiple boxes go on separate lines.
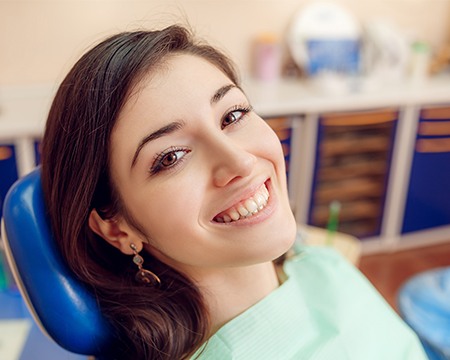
top-left (1, 1), bottom-right (450, 359)
top-left (1, 0), bottom-right (450, 84)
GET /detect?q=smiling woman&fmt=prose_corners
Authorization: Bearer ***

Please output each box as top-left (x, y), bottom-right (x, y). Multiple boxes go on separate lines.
top-left (41, 25), bottom-right (427, 360)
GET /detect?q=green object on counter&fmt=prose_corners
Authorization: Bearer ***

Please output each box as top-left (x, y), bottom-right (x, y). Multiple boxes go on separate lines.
top-left (412, 41), bottom-right (430, 54)
top-left (326, 200), bottom-right (341, 245)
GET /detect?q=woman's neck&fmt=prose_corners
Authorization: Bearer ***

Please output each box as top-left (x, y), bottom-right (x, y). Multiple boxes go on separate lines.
top-left (195, 261), bottom-right (280, 334)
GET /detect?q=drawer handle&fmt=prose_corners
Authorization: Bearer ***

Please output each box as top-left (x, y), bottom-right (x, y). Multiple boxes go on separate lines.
top-left (418, 121), bottom-right (450, 136)
top-left (0, 146), bottom-right (13, 161)
top-left (416, 137), bottom-right (450, 153)
top-left (322, 111), bottom-right (397, 126)
top-left (421, 107), bottom-right (450, 120)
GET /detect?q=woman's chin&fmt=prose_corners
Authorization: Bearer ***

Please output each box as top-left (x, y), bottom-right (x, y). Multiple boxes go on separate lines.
top-left (254, 215), bottom-right (298, 264)
top-left (272, 218), bottom-right (298, 259)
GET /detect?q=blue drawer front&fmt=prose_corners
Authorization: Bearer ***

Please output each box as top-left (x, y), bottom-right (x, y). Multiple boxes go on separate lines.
top-left (0, 144), bottom-right (19, 219)
top-left (402, 108), bottom-right (450, 233)
top-left (34, 139), bottom-right (42, 165)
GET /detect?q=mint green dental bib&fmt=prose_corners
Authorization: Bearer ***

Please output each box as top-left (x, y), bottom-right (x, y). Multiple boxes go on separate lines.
top-left (193, 246), bottom-right (427, 360)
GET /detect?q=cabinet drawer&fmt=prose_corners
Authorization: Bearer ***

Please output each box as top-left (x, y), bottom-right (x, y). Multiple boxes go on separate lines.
top-left (309, 109), bottom-right (398, 238)
top-left (402, 106), bottom-right (450, 233)
top-left (0, 144), bottom-right (19, 219)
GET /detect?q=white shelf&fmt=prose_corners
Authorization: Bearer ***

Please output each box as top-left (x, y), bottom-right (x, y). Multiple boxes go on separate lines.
top-left (2, 75), bottom-right (450, 138)
top-left (244, 74), bottom-right (450, 117)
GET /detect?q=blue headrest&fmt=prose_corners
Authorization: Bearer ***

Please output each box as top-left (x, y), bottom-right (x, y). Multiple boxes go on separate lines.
top-left (2, 168), bottom-right (115, 356)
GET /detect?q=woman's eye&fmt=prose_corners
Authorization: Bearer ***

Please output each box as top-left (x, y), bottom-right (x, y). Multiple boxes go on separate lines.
top-left (161, 151), bottom-right (181, 167)
top-left (221, 106), bottom-right (252, 129)
top-left (150, 148), bottom-right (190, 175)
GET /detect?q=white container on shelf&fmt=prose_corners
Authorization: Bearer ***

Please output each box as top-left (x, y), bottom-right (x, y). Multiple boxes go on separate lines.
top-left (288, 1), bottom-right (361, 77)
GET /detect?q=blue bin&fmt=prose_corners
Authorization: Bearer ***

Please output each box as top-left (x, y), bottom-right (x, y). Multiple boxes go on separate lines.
top-left (398, 267), bottom-right (450, 359)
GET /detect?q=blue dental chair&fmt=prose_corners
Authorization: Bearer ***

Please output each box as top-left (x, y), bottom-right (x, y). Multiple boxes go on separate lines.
top-left (398, 267), bottom-right (450, 360)
top-left (1, 168), bottom-right (115, 358)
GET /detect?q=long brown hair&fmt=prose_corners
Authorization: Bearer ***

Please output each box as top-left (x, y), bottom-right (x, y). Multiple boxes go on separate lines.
top-left (41, 25), bottom-right (239, 359)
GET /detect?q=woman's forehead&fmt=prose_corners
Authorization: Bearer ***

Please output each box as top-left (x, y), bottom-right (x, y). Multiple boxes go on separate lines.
top-left (120, 54), bottom-right (233, 117)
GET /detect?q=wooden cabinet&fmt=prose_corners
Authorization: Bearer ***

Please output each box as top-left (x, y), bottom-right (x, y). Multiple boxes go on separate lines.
top-left (309, 109), bottom-right (398, 238)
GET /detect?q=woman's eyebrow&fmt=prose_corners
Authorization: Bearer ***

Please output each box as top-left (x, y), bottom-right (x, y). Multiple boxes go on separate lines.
top-left (210, 84), bottom-right (237, 105)
top-left (131, 121), bottom-right (184, 168)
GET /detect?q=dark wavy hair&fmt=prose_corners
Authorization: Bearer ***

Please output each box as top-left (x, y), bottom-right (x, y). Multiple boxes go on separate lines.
top-left (41, 25), bottom-right (239, 359)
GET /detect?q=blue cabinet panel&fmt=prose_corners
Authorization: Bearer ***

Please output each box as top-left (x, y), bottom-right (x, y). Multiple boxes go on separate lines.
top-left (0, 144), bottom-right (19, 219)
top-left (34, 139), bottom-right (42, 165)
top-left (402, 107), bottom-right (450, 233)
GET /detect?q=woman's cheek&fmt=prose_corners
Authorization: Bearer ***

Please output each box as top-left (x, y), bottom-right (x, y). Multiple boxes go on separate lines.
top-left (256, 122), bottom-right (286, 162)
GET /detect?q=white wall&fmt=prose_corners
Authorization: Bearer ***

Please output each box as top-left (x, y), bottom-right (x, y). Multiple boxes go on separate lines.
top-left (1, 0), bottom-right (449, 85)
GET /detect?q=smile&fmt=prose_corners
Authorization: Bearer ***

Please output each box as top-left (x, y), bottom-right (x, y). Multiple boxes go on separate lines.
top-left (213, 183), bottom-right (270, 223)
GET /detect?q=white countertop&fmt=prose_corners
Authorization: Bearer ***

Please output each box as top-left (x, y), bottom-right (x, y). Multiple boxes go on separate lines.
top-left (244, 74), bottom-right (450, 117)
top-left (2, 74), bottom-right (450, 140)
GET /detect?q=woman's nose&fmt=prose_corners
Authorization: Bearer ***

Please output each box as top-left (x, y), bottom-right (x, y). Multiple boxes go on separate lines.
top-left (211, 136), bottom-right (257, 187)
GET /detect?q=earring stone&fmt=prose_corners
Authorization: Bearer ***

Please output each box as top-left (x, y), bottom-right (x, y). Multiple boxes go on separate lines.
top-left (129, 243), bottom-right (161, 286)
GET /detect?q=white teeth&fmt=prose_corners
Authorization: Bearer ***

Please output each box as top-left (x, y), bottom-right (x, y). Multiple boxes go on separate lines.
top-left (215, 183), bottom-right (270, 223)
top-left (237, 205), bottom-right (249, 217)
top-left (244, 199), bottom-right (258, 214)
top-left (229, 209), bottom-right (240, 221)
top-left (254, 194), bottom-right (266, 210)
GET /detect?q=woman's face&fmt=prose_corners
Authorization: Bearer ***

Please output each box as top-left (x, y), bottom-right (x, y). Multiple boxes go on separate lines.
top-left (109, 54), bottom-right (296, 276)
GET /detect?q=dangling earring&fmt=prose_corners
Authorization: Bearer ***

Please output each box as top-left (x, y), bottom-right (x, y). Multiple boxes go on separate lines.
top-left (130, 243), bottom-right (161, 286)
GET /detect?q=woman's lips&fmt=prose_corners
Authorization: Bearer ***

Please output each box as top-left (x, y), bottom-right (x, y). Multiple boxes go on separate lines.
top-left (213, 181), bottom-right (270, 223)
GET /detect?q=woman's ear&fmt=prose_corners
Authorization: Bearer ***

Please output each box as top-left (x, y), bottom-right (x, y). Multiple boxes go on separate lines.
top-left (88, 209), bottom-right (137, 255)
